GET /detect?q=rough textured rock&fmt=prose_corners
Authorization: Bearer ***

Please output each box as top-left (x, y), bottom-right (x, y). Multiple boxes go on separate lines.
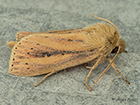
top-left (0, 0), bottom-right (139, 105)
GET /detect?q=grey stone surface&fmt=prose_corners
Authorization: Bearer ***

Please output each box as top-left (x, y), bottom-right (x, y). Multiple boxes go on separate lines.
top-left (0, 0), bottom-right (140, 105)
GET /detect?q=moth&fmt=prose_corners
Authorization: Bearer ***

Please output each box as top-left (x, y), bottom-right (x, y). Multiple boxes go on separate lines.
top-left (7, 15), bottom-right (130, 91)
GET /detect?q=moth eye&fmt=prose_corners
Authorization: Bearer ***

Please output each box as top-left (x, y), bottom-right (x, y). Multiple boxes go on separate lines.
top-left (111, 46), bottom-right (118, 53)
top-left (27, 52), bottom-right (30, 54)
top-left (11, 64), bottom-right (14, 67)
top-left (25, 63), bottom-right (28, 65)
top-left (27, 68), bottom-right (30, 69)
top-left (13, 58), bottom-right (15, 61)
top-left (15, 47), bottom-right (17, 49)
top-left (31, 48), bottom-right (33, 50)
top-left (62, 53), bottom-right (64, 55)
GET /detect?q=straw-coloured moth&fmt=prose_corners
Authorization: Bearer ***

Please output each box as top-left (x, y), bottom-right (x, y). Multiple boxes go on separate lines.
top-left (7, 15), bottom-right (130, 91)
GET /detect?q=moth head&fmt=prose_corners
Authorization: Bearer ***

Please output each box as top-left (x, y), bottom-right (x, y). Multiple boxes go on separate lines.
top-left (91, 15), bottom-right (127, 54)
top-left (111, 38), bottom-right (127, 53)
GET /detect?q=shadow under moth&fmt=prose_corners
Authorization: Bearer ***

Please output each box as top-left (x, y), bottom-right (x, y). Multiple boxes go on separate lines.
top-left (7, 15), bottom-right (130, 91)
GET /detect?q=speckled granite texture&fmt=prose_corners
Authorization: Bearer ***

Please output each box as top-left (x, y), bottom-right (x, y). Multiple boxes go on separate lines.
top-left (0, 0), bottom-right (139, 105)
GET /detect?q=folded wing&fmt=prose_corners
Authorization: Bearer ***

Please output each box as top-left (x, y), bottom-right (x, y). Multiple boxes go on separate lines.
top-left (9, 34), bottom-right (100, 76)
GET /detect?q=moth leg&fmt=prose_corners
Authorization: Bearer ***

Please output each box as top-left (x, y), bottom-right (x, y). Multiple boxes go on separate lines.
top-left (85, 57), bottom-right (102, 91)
top-left (86, 60), bottom-right (97, 69)
top-left (34, 72), bottom-right (55, 87)
top-left (86, 66), bottom-right (92, 69)
top-left (107, 57), bottom-right (130, 84)
top-left (7, 41), bottom-right (18, 49)
top-left (90, 46), bottom-right (122, 89)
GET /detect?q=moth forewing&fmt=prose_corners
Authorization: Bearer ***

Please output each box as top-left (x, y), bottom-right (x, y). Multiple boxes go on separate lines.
top-left (8, 33), bottom-right (100, 77)
top-left (7, 29), bottom-right (85, 49)
top-left (16, 28), bottom-right (84, 41)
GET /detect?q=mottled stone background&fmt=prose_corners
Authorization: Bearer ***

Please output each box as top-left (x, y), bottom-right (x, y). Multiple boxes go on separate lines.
top-left (0, 0), bottom-right (139, 105)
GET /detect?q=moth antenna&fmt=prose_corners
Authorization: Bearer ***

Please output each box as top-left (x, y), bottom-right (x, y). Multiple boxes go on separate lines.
top-left (90, 46), bottom-right (121, 89)
top-left (91, 15), bottom-right (121, 38)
